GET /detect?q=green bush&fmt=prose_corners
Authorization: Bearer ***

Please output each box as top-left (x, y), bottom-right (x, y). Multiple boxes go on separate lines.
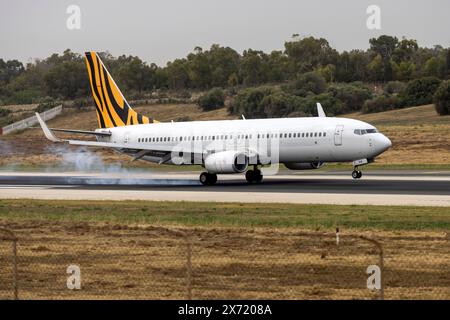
top-left (384, 81), bottom-right (406, 94)
top-left (0, 108), bottom-right (11, 117)
top-left (362, 95), bottom-right (400, 114)
top-left (73, 98), bottom-right (91, 109)
top-left (229, 86), bottom-right (344, 118)
top-left (197, 88), bottom-right (225, 111)
top-left (228, 87), bottom-right (274, 118)
top-left (35, 97), bottom-right (57, 113)
top-left (399, 77), bottom-right (441, 106)
top-left (286, 71), bottom-right (327, 96)
top-left (327, 82), bottom-right (372, 113)
top-left (433, 80), bottom-right (450, 116)
top-left (259, 92), bottom-right (305, 118)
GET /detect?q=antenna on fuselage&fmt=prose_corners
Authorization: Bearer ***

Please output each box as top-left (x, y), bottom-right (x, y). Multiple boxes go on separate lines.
top-left (241, 115), bottom-right (246, 120)
top-left (316, 103), bottom-right (326, 117)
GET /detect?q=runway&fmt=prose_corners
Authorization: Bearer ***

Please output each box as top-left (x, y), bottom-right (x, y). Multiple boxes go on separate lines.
top-left (0, 171), bottom-right (449, 206)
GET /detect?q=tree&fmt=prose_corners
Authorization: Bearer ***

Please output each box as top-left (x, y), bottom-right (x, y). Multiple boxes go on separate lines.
top-left (335, 50), bottom-right (370, 82)
top-left (186, 48), bottom-right (212, 89)
top-left (197, 88), bottom-right (225, 111)
top-left (423, 57), bottom-right (446, 78)
top-left (165, 59), bottom-right (190, 89)
top-left (44, 60), bottom-right (89, 98)
top-left (369, 35), bottom-right (399, 81)
top-left (433, 80), bottom-right (450, 115)
top-left (0, 59), bottom-right (24, 85)
top-left (393, 61), bottom-right (416, 81)
top-left (284, 36), bottom-right (338, 74)
top-left (115, 56), bottom-right (156, 93)
top-left (392, 38), bottom-right (418, 63)
top-left (208, 45), bottom-right (240, 87)
top-left (399, 76), bottom-right (441, 106)
top-left (367, 55), bottom-right (385, 81)
top-left (288, 71), bottom-right (327, 96)
top-left (240, 49), bottom-right (269, 86)
top-left (327, 82), bottom-right (372, 113)
top-left (369, 35), bottom-right (399, 59)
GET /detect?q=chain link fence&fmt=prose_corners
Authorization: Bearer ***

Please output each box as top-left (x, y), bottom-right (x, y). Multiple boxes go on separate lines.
top-left (0, 222), bottom-right (449, 300)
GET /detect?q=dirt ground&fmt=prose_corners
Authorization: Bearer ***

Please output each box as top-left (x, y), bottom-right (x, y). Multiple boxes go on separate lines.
top-left (0, 220), bottom-right (449, 300)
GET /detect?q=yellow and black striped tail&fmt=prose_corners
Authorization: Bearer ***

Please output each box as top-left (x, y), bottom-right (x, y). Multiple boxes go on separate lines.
top-left (84, 51), bottom-right (158, 128)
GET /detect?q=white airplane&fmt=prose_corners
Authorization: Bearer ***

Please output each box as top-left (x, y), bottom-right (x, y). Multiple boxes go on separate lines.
top-left (36, 51), bottom-right (392, 185)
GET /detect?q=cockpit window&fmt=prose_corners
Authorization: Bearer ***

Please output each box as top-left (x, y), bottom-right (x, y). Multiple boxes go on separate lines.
top-left (354, 128), bottom-right (378, 135)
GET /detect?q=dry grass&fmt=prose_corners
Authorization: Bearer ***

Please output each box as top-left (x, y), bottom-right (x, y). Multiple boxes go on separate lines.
top-left (346, 105), bottom-right (450, 164)
top-left (0, 220), bottom-right (449, 299)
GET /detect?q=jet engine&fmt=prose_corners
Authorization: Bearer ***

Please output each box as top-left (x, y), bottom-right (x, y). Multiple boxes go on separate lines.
top-left (204, 151), bottom-right (248, 173)
top-left (284, 161), bottom-right (325, 170)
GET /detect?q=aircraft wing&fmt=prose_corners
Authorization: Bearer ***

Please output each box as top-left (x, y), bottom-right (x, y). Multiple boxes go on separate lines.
top-left (36, 112), bottom-right (206, 163)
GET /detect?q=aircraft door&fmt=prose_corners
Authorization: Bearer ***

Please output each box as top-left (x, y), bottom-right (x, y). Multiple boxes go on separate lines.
top-left (123, 132), bottom-right (130, 144)
top-left (334, 125), bottom-right (344, 146)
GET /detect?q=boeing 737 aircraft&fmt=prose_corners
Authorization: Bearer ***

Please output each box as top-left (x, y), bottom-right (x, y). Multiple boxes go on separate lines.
top-left (36, 51), bottom-right (392, 185)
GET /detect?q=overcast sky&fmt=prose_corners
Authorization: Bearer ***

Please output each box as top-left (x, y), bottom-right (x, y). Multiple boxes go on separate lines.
top-left (1, 0), bottom-right (449, 66)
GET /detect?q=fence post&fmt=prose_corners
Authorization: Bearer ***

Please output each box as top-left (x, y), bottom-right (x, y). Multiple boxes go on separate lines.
top-left (12, 239), bottom-right (18, 300)
top-left (186, 235), bottom-right (192, 300)
top-left (360, 235), bottom-right (384, 300)
top-left (0, 227), bottom-right (18, 300)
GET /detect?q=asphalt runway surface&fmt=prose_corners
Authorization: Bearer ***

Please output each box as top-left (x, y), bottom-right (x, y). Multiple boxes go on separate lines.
top-left (0, 171), bottom-right (449, 206)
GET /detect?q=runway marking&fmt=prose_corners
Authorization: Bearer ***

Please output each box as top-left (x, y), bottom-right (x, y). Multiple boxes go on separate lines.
top-left (0, 187), bottom-right (449, 207)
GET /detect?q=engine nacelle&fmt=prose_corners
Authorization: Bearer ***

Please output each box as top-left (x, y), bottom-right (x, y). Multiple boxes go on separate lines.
top-left (284, 161), bottom-right (326, 170)
top-left (204, 151), bottom-right (248, 174)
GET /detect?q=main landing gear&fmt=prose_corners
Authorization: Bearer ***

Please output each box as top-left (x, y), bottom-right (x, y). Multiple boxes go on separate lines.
top-left (245, 166), bottom-right (263, 184)
top-left (352, 167), bottom-right (363, 179)
top-left (199, 172), bottom-right (217, 186)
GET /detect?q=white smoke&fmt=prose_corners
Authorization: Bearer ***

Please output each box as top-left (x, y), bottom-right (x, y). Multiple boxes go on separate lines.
top-left (0, 140), bottom-right (17, 171)
top-left (45, 144), bottom-right (197, 185)
top-left (0, 140), bottom-right (12, 155)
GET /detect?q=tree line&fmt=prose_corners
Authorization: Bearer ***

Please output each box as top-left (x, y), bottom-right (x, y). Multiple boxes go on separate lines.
top-left (0, 35), bottom-right (449, 116)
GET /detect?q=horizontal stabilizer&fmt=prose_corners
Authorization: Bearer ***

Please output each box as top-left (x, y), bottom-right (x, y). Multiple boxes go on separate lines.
top-left (49, 128), bottom-right (111, 137)
top-left (35, 113), bottom-right (61, 142)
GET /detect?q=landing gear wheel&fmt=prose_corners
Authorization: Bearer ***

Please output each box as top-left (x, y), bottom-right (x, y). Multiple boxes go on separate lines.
top-left (246, 169), bottom-right (263, 183)
top-left (200, 172), bottom-right (217, 185)
top-left (254, 169), bottom-right (263, 183)
top-left (245, 170), bottom-right (255, 183)
top-left (352, 170), bottom-right (362, 179)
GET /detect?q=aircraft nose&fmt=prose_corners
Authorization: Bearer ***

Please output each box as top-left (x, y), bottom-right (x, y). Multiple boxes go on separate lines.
top-left (379, 134), bottom-right (392, 151)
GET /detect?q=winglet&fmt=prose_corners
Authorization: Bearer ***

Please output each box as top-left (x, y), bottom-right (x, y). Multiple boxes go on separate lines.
top-left (35, 112), bottom-right (62, 142)
top-left (316, 103), bottom-right (326, 117)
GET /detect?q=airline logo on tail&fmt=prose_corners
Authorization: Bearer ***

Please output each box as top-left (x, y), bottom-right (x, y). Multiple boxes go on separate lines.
top-left (84, 51), bottom-right (158, 128)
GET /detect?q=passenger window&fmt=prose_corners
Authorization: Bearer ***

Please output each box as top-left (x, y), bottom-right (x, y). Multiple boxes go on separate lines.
top-left (319, 132), bottom-right (322, 137)
top-left (314, 132), bottom-right (317, 137)
top-left (289, 133), bottom-right (292, 138)
top-left (323, 132), bottom-right (326, 137)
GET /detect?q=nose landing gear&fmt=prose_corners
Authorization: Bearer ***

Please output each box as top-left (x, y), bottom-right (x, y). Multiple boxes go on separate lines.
top-left (351, 169), bottom-right (362, 179)
top-left (351, 159), bottom-right (369, 179)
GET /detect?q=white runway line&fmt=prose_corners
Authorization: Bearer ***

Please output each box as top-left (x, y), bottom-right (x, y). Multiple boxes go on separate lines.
top-left (0, 186), bottom-right (449, 207)
top-left (2, 171), bottom-right (450, 181)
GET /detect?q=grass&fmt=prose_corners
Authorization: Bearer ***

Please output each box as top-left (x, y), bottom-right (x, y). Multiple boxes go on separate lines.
top-left (0, 199), bottom-right (449, 231)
